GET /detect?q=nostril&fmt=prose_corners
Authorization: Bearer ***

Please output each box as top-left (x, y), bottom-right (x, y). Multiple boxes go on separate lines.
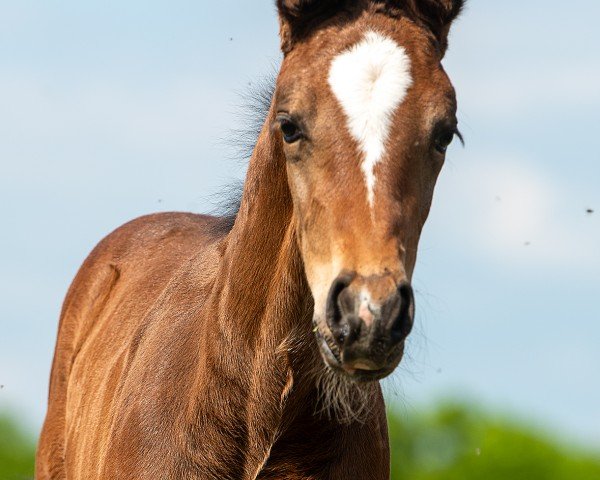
top-left (391, 282), bottom-right (415, 341)
top-left (325, 272), bottom-right (355, 341)
top-left (326, 273), bottom-right (354, 326)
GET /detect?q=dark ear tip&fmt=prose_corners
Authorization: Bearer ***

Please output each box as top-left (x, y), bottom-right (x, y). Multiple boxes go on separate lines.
top-left (276, 0), bottom-right (345, 52)
top-left (431, 0), bottom-right (467, 21)
top-left (277, 0), bottom-right (302, 17)
top-left (277, 0), bottom-right (344, 20)
top-left (453, 0), bottom-right (467, 16)
top-left (391, 0), bottom-right (466, 54)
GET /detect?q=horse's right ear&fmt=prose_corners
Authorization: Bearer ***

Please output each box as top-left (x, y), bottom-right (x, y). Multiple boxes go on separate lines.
top-left (276, 0), bottom-right (344, 53)
top-left (375, 0), bottom-right (465, 56)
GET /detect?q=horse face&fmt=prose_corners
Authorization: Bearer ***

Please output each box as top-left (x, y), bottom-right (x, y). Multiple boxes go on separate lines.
top-left (275, 1), bottom-right (463, 381)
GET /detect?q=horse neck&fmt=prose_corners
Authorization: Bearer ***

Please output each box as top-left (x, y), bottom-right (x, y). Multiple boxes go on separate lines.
top-left (184, 107), bottom-right (321, 477)
top-left (216, 109), bottom-right (310, 340)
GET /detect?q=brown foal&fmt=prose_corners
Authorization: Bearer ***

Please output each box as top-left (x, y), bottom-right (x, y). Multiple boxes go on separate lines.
top-left (36, 1), bottom-right (465, 478)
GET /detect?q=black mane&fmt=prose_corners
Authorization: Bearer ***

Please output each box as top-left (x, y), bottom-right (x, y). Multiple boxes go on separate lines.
top-left (207, 74), bottom-right (276, 237)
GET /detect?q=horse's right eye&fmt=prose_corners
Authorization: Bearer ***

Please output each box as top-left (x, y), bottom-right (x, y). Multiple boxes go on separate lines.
top-left (280, 119), bottom-right (303, 144)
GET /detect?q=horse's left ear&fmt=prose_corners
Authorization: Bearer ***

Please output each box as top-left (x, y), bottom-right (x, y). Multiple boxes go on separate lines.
top-left (377, 0), bottom-right (465, 56)
top-left (276, 0), bottom-right (344, 53)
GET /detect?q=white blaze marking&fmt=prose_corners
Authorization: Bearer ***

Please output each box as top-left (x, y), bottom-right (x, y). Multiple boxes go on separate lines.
top-left (328, 31), bottom-right (412, 208)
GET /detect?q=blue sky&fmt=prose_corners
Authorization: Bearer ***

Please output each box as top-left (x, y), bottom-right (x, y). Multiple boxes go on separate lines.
top-left (1, 1), bottom-right (599, 448)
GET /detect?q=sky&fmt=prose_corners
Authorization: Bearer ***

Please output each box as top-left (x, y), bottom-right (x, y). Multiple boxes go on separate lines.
top-left (0, 0), bottom-right (599, 449)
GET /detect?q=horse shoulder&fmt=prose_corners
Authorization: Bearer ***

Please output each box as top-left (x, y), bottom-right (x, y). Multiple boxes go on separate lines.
top-left (37, 212), bottom-right (227, 479)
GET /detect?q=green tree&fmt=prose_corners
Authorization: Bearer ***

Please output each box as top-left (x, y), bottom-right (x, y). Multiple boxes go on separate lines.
top-left (0, 412), bottom-right (35, 480)
top-left (388, 402), bottom-right (600, 480)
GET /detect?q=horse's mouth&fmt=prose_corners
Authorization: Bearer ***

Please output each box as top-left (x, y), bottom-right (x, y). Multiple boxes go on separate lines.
top-left (313, 322), bottom-right (402, 382)
top-left (314, 323), bottom-right (343, 364)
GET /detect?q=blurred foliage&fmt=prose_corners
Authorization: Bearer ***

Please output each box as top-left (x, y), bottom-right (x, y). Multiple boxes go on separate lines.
top-left (0, 412), bottom-right (35, 480)
top-left (1, 403), bottom-right (600, 479)
top-left (388, 402), bottom-right (600, 479)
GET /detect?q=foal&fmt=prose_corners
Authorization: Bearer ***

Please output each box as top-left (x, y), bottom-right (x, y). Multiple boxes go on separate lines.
top-left (37, 1), bottom-right (465, 478)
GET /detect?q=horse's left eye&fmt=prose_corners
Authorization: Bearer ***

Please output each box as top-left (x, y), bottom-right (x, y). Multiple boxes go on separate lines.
top-left (434, 129), bottom-right (455, 154)
top-left (280, 119), bottom-right (303, 144)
